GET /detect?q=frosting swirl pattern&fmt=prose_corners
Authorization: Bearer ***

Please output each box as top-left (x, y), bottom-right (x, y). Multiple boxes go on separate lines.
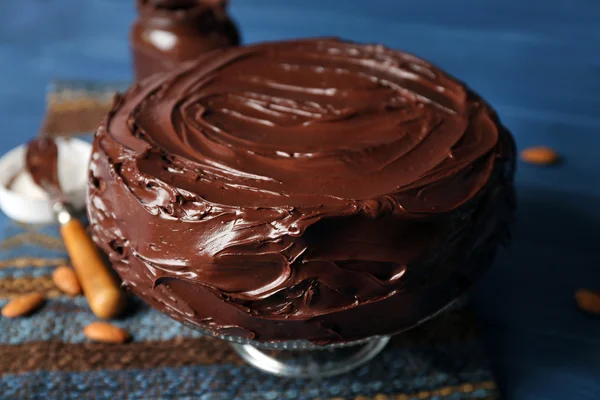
top-left (88, 38), bottom-right (515, 343)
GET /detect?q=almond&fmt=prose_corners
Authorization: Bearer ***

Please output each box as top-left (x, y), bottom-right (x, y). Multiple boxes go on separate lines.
top-left (83, 322), bottom-right (130, 343)
top-left (1, 293), bottom-right (45, 318)
top-left (52, 266), bottom-right (82, 296)
top-left (520, 146), bottom-right (559, 165)
top-left (575, 289), bottom-right (600, 314)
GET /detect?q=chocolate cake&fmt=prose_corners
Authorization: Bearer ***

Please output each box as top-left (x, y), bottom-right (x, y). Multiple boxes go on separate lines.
top-left (88, 38), bottom-right (515, 344)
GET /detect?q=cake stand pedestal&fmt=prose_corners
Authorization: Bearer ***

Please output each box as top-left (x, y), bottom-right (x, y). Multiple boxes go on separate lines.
top-left (229, 336), bottom-right (390, 378)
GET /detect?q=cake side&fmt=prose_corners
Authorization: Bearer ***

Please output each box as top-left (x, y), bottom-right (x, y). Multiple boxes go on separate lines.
top-left (87, 38), bottom-right (515, 343)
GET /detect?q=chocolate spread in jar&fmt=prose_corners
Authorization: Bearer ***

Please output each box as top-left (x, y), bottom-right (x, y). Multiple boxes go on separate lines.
top-left (131, 0), bottom-right (240, 81)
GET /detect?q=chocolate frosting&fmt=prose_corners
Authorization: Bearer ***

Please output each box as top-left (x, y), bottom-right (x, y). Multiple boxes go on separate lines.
top-left (88, 38), bottom-right (516, 343)
top-left (25, 137), bottom-right (62, 198)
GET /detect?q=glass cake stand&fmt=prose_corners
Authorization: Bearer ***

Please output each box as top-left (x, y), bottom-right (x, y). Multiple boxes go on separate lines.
top-left (204, 329), bottom-right (390, 378)
top-left (230, 336), bottom-right (390, 378)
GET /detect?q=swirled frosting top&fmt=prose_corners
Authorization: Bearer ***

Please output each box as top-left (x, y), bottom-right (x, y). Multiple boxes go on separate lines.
top-left (91, 38), bottom-right (514, 342)
top-left (111, 38), bottom-right (498, 213)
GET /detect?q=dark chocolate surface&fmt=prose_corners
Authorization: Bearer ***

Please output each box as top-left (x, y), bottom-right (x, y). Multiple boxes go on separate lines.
top-left (25, 137), bottom-right (62, 199)
top-left (88, 38), bottom-right (515, 343)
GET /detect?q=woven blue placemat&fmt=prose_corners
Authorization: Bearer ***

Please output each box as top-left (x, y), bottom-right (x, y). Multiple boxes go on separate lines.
top-left (0, 81), bottom-right (499, 400)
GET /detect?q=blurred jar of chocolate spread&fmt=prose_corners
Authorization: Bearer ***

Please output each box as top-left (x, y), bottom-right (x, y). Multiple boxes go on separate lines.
top-left (131, 0), bottom-right (240, 81)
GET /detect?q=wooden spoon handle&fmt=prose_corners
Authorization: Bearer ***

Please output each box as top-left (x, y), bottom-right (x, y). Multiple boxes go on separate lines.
top-left (60, 219), bottom-right (127, 319)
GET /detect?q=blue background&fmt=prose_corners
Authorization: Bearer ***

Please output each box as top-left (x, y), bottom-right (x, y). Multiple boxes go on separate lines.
top-left (1, 1), bottom-right (600, 398)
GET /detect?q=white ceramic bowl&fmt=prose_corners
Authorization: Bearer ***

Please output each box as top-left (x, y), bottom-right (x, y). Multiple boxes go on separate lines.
top-left (0, 137), bottom-right (92, 224)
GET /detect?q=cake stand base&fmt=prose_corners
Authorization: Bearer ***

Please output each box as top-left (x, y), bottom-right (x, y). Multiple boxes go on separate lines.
top-left (230, 336), bottom-right (390, 378)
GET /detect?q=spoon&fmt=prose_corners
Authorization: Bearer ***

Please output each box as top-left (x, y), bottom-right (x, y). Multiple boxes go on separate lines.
top-left (26, 137), bottom-right (126, 319)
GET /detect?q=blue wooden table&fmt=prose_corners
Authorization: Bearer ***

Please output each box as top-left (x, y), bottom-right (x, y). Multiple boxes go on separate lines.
top-left (1, 1), bottom-right (600, 398)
